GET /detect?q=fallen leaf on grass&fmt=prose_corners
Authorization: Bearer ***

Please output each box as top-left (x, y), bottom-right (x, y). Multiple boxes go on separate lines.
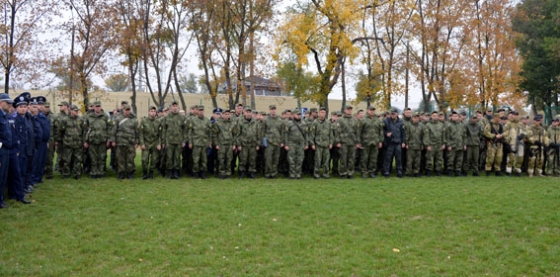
top-left (139, 258), bottom-right (143, 262)
top-left (272, 218), bottom-right (277, 222)
top-left (393, 248), bottom-right (400, 253)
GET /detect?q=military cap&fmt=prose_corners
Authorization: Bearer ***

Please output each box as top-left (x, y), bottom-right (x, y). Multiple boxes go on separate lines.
top-left (269, 104), bottom-right (276, 109)
top-left (293, 108), bottom-right (302, 115)
top-left (58, 101), bottom-right (69, 106)
top-left (509, 110), bottom-right (519, 115)
top-left (319, 107), bottom-right (327, 111)
top-left (486, 108), bottom-right (493, 113)
top-left (43, 101), bottom-right (50, 107)
top-left (336, 111), bottom-right (342, 116)
top-left (259, 111), bottom-right (267, 115)
top-left (497, 108), bottom-right (505, 113)
top-left (213, 108), bottom-right (223, 114)
top-left (223, 109), bottom-right (231, 113)
top-left (29, 97), bottom-right (39, 105)
top-left (36, 96), bottom-right (47, 104)
top-left (431, 111), bottom-right (438, 115)
top-left (149, 106), bottom-right (157, 111)
top-left (252, 110), bottom-right (258, 115)
top-left (391, 108), bottom-right (399, 114)
top-left (121, 100), bottom-right (129, 105)
top-left (367, 106), bottom-right (376, 110)
top-left (501, 116), bottom-right (508, 120)
top-left (331, 111), bottom-right (337, 116)
top-left (157, 108), bottom-right (164, 113)
top-left (284, 109), bottom-right (292, 113)
top-left (310, 107), bottom-right (318, 113)
top-left (244, 107), bottom-right (252, 112)
top-left (475, 110), bottom-right (482, 114)
top-left (229, 109), bottom-right (235, 113)
top-left (555, 115), bottom-right (560, 119)
top-left (460, 111), bottom-right (467, 116)
top-left (493, 112), bottom-right (500, 117)
top-left (522, 115), bottom-right (529, 119)
top-left (189, 105), bottom-right (197, 109)
top-left (235, 103), bottom-right (243, 107)
top-left (70, 104), bottom-right (79, 111)
top-left (552, 118), bottom-right (560, 122)
top-left (122, 104), bottom-right (131, 110)
top-left (472, 114), bottom-right (478, 119)
top-left (534, 116), bottom-right (542, 121)
top-left (18, 92), bottom-right (31, 100)
top-left (451, 111), bottom-right (458, 115)
top-left (198, 105), bottom-right (205, 110)
top-left (170, 100), bottom-right (179, 105)
top-left (13, 94), bottom-right (29, 107)
top-left (93, 100), bottom-right (101, 106)
top-left (412, 112), bottom-right (420, 117)
top-left (345, 105), bottom-right (353, 110)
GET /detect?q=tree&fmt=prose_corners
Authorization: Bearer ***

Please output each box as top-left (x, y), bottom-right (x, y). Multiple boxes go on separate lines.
top-left (276, 61), bottom-right (317, 100)
top-left (104, 73), bottom-right (129, 92)
top-left (62, 0), bottom-right (117, 107)
top-left (277, 0), bottom-right (371, 110)
top-left (179, 73), bottom-right (198, 93)
top-left (512, 0), bottom-right (560, 120)
top-left (0, 0), bottom-right (54, 93)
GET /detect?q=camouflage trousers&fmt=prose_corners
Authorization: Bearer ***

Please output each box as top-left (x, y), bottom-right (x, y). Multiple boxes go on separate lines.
top-left (141, 143), bottom-right (159, 171)
top-left (506, 144), bottom-right (524, 174)
top-left (546, 147), bottom-right (560, 176)
top-left (264, 145), bottom-right (281, 177)
top-left (527, 146), bottom-right (544, 175)
top-left (446, 148), bottom-right (464, 172)
top-left (330, 147), bottom-right (340, 176)
top-left (361, 144), bottom-right (379, 174)
top-left (287, 144), bottom-right (304, 178)
top-left (45, 138), bottom-right (55, 177)
top-left (338, 144), bottom-right (356, 177)
top-left (166, 144), bottom-right (183, 170)
top-left (61, 146), bottom-right (82, 177)
top-left (89, 143), bottom-right (107, 176)
top-left (314, 146), bottom-right (330, 178)
top-left (485, 142), bottom-right (503, 172)
top-left (218, 144), bottom-right (234, 177)
top-left (406, 148), bottom-right (422, 175)
top-left (192, 145), bottom-right (208, 173)
top-left (239, 144), bottom-right (257, 173)
top-left (117, 144), bottom-right (136, 174)
top-left (465, 146), bottom-right (480, 174)
top-left (425, 146), bottom-right (443, 172)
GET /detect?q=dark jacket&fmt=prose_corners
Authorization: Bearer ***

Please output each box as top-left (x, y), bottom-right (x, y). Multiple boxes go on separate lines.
top-left (383, 117), bottom-right (405, 144)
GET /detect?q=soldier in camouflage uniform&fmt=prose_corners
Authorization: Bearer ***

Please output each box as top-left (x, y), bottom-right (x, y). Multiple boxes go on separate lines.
top-left (188, 105), bottom-right (212, 179)
top-left (111, 104), bottom-right (138, 180)
top-left (83, 101), bottom-right (111, 179)
top-left (310, 107), bottom-right (332, 179)
top-left (162, 101), bottom-right (187, 179)
top-left (526, 116), bottom-right (548, 177)
top-left (54, 101), bottom-right (70, 173)
top-left (329, 111), bottom-right (341, 176)
top-left (358, 106), bottom-right (384, 178)
top-left (263, 105), bottom-right (284, 178)
top-left (483, 113), bottom-right (504, 176)
top-left (235, 107), bottom-right (261, 179)
top-left (502, 111), bottom-right (526, 176)
top-left (404, 112), bottom-right (424, 177)
top-left (278, 109), bottom-right (292, 177)
top-left (423, 111), bottom-right (445, 176)
top-left (43, 101), bottom-right (55, 179)
top-left (445, 111), bottom-right (466, 177)
top-left (57, 105), bottom-right (84, 179)
top-left (139, 106), bottom-right (161, 179)
top-left (464, 115), bottom-right (483, 176)
top-left (546, 118), bottom-right (560, 176)
top-left (335, 106), bottom-right (360, 178)
top-left (303, 107), bottom-right (318, 175)
top-left (213, 109), bottom-right (236, 178)
top-left (283, 108), bottom-right (308, 179)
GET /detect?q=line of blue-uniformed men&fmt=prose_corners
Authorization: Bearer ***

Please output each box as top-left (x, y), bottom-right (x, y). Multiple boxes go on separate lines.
top-left (2, 91), bottom-right (559, 209)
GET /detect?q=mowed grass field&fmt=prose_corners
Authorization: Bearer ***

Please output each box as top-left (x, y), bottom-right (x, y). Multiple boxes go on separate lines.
top-left (1, 160), bottom-right (560, 276)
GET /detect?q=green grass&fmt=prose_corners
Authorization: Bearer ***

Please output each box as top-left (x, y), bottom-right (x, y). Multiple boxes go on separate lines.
top-left (1, 165), bottom-right (560, 276)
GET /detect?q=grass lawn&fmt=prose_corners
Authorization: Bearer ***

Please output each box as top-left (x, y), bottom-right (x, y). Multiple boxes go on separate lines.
top-left (1, 165), bottom-right (559, 276)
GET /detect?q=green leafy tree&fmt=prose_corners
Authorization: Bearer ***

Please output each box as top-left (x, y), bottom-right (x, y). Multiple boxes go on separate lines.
top-left (105, 73), bottom-right (129, 92)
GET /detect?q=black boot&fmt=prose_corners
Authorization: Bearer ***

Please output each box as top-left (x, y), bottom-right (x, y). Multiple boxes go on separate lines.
top-left (173, 169), bottom-right (180, 179)
top-left (436, 170), bottom-right (442, 176)
top-left (426, 170), bottom-right (431, 177)
top-left (167, 171), bottom-right (173, 179)
top-left (495, 171), bottom-right (502, 177)
top-left (486, 171), bottom-right (491, 176)
top-left (455, 170), bottom-right (461, 177)
top-left (142, 170), bottom-right (148, 180)
top-left (239, 171), bottom-right (245, 179)
top-left (248, 172), bottom-right (255, 179)
top-left (127, 172), bottom-right (134, 179)
top-left (148, 170), bottom-right (154, 179)
top-left (447, 170), bottom-right (453, 177)
top-left (200, 171), bottom-right (207, 179)
top-left (118, 173), bottom-right (124, 180)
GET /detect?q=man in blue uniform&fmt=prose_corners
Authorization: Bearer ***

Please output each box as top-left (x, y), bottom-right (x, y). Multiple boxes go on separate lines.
top-left (7, 94), bottom-right (31, 204)
top-left (30, 96), bottom-right (50, 186)
top-left (0, 93), bottom-right (14, 208)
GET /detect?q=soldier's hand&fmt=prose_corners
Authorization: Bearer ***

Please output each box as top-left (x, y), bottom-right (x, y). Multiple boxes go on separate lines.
top-left (232, 145), bottom-right (236, 150)
top-left (141, 145), bottom-right (146, 150)
top-left (427, 146), bottom-right (432, 151)
top-left (284, 146), bottom-right (289, 151)
top-left (238, 146), bottom-right (243, 151)
top-left (55, 142), bottom-right (59, 148)
top-left (311, 145), bottom-right (316, 150)
top-left (256, 146), bottom-right (260, 151)
top-left (328, 144), bottom-right (332, 150)
top-left (402, 143), bottom-right (406, 149)
top-left (378, 142), bottom-right (383, 149)
top-left (336, 143), bottom-right (341, 148)
top-left (162, 144), bottom-right (166, 149)
top-left (84, 142), bottom-right (89, 148)
top-left (496, 134), bottom-right (502, 139)
top-left (112, 142), bottom-right (116, 147)
top-left (280, 143), bottom-right (284, 147)
top-left (441, 145), bottom-right (446, 150)
top-left (188, 143), bottom-right (192, 149)
top-left (463, 146), bottom-right (467, 151)
top-left (106, 141), bottom-right (111, 148)
top-left (156, 145), bottom-right (161, 151)
top-left (387, 132), bottom-right (392, 138)
top-left (216, 145), bottom-right (220, 151)
top-left (447, 146), bottom-right (452, 151)
top-left (406, 145), bottom-right (409, 149)
top-left (356, 144), bottom-right (361, 149)
top-left (304, 145), bottom-right (308, 150)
